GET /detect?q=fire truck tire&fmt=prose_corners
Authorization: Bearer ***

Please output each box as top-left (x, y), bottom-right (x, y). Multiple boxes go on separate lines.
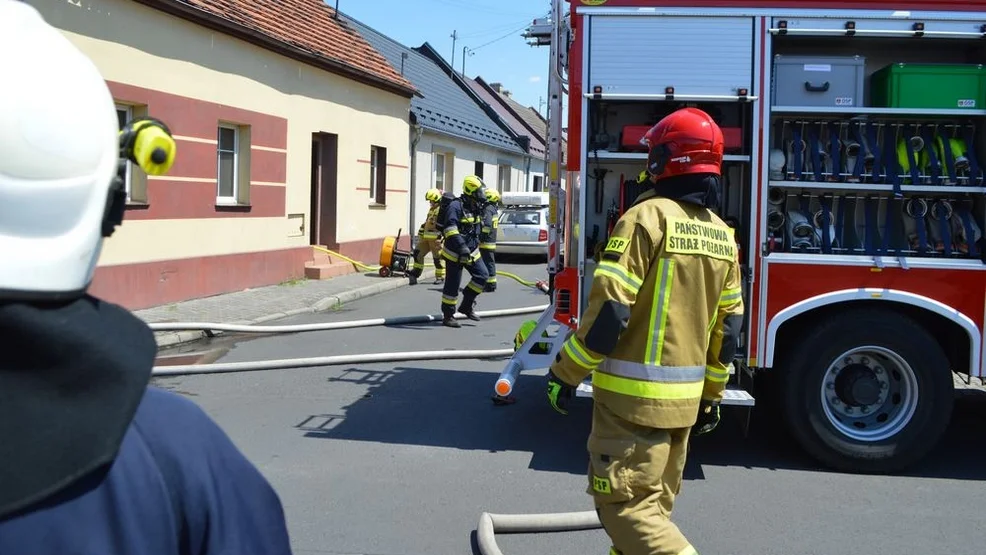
top-left (781, 308), bottom-right (953, 474)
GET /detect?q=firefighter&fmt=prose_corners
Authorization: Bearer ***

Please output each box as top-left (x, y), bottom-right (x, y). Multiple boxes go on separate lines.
top-left (409, 188), bottom-right (446, 286)
top-left (479, 188), bottom-right (501, 292)
top-left (544, 107), bottom-right (744, 555)
top-left (437, 175), bottom-right (489, 328)
top-left (0, 2), bottom-right (292, 551)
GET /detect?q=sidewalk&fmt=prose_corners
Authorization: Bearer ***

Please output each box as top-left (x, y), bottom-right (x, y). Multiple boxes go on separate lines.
top-left (137, 269), bottom-right (435, 349)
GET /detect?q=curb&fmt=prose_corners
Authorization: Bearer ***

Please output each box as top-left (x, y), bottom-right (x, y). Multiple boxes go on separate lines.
top-left (153, 269), bottom-right (436, 349)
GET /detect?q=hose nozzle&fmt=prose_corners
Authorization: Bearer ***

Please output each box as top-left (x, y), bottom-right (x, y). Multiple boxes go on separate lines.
top-left (767, 188), bottom-right (786, 206)
top-left (905, 198), bottom-right (928, 219)
top-left (910, 136), bottom-right (925, 152)
top-left (767, 209), bottom-right (785, 231)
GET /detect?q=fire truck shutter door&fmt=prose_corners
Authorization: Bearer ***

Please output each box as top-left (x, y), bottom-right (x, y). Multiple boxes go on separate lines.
top-left (586, 15), bottom-right (754, 98)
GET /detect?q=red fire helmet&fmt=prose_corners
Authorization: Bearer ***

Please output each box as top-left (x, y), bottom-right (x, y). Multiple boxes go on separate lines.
top-left (641, 107), bottom-right (724, 180)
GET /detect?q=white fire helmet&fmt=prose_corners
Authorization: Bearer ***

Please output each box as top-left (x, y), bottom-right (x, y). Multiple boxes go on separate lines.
top-left (0, 0), bottom-right (120, 301)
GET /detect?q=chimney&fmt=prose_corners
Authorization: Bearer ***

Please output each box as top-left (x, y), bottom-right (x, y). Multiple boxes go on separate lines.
top-left (490, 82), bottom-right (504, 93)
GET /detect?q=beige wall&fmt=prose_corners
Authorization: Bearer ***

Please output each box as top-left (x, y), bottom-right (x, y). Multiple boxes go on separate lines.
top-left (411, 131), bottom-right (527, 232)
top-left (35, 0), bottom-right (411, 266)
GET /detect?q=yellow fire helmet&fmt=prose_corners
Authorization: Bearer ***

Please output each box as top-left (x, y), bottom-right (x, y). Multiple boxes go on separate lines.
top-left (485, 189), bottom-right (501, 204)
top-left (425, 188), bottom-right (442, 202)
top-left (462, 175), bottom-right (487, 202)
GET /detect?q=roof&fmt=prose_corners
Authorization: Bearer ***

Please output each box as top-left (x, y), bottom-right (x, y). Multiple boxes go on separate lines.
top-left (466, 79), bottom-right (546, 158)
top-left (343, 14), bottom-right (526, 155)
top-left (472, 77), bottom-right (569, 164)
top-left (135, 0), bottom-right (416, 98)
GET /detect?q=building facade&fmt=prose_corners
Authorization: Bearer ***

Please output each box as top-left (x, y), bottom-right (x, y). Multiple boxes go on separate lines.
top-left (36, 0), bottom-right (416, 310)
top-left (348, 15), bottom-right (531, 236)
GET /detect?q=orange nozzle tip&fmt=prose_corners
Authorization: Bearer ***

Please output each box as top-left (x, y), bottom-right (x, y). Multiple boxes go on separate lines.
top-left (495, 380), bottom-right (511, 396)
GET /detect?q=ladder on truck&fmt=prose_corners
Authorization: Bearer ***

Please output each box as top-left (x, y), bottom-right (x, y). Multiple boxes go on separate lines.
top-left (494, 0), bottom-right (754, 425)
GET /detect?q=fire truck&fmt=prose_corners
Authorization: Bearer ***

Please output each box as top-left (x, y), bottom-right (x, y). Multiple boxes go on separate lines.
top-left (498, 0), bottom-right (986, 474)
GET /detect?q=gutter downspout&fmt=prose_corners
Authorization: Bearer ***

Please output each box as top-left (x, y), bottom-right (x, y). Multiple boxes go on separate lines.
top-left (525, 155), bottom-right (532, 192)
top-left (409, 122), bottom-right (424, 237)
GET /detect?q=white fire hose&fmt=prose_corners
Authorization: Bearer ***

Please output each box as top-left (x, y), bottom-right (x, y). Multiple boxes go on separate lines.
top-left (151, 300), bottom-right (609, 551)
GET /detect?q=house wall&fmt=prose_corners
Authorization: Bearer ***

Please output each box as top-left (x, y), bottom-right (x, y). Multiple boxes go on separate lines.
top-left (38, 0), bottom-right (411, 310)
top-left (409, 131), bottom-right (527, 232)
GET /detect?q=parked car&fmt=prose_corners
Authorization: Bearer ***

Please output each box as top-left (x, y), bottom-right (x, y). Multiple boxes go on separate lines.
top-left (495, 192), bottom-right (563, 259)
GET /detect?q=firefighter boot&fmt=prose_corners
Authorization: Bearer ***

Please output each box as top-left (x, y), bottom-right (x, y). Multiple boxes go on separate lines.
top-left (408, 274), bottom-right (418, 286)
top-left (458, 289), bottom-right (481, 321)
top-left (442, 305), bottom-right (460, 328)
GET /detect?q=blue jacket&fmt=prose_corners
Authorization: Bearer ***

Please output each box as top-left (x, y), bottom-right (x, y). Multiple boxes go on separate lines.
top-left (0, 387), bottom-right (293, 555)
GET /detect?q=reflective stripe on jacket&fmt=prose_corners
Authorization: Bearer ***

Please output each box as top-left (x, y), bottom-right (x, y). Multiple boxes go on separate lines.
top-left (439, 198), bottom-right (481, 262)
top-left (419, 204), bottom-right (442, 240)
top-left (552, 192), bottom-right (744, 429)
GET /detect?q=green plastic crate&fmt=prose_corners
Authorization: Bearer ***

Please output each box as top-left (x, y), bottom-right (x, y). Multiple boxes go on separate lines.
top-left (870, 63), bottom-right (986, 110)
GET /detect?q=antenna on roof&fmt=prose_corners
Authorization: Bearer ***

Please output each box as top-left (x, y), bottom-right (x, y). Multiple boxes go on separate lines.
top-left (334, 0), bottom-right (340, 19)
top-left (400, 52), bottom-right (409, 76)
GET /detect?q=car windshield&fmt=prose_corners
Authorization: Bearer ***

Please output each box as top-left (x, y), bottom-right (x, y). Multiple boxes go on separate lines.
top-left (500, 210), bottom-right (541, 225)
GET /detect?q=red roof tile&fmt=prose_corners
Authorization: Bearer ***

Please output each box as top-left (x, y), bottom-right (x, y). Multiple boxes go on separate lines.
top-left (146, 0), bottom-right (416, 96)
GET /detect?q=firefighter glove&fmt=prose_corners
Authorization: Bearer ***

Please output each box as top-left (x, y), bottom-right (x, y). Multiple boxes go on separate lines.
top-left (693, 399), bottom-right (721, 436)
top-left (546, 370), bottom-right (574, 415)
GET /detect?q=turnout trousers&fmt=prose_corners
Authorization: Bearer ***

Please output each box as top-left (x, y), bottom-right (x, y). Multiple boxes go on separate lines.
top-left (440, 254), bottom-right (489, 317)
top-left (410, 236), bottom-right (445, 281)
top-left (587, 401), bottom-right (698, 555)
top-left (480, 245), bottom-right (496, 291)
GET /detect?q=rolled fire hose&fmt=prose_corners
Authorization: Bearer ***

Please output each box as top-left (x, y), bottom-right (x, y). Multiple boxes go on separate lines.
top-left (149, 304), bottom-right (549, 333)
top-left (812, 208), bottom-right (837, 247)
top-left (786, 209), bottom-right (815, 250)
top-left (476, 511), bottom-right (603, 555)
top-left (768, 149), bottom-right (786, 180)
top-left (903, 197), bottom-right (929, 251)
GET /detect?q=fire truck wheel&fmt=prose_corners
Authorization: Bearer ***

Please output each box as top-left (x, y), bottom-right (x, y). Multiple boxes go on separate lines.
top-left (781, 308), bottom-right (953, 474)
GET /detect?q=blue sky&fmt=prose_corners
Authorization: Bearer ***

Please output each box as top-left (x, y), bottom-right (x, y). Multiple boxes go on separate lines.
top-left (337, 0), bottom-right (553, 116)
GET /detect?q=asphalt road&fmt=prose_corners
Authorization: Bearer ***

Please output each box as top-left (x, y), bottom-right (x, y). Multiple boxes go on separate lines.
top-left (155, 258), bottom-right (986, 555)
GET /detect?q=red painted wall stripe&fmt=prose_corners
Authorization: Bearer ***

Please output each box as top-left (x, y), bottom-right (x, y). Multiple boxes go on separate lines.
top-left (126, 182), bottom-right (286, 219)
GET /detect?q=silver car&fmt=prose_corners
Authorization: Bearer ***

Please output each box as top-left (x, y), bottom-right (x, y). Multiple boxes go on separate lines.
top-left (495, 192), bottom-right (562, 259)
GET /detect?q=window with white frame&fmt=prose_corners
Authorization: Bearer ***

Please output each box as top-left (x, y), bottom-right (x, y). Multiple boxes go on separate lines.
top-left (370, 145), bottom-right (387, 205)
top-left (434, 152), bottom-right (446, 192)
top-left (115, 104), bottom-right (133, 200)
top-left (497, 163), bottom-right (511, 192)
top-left (217, 125), bottom-right (239, 202)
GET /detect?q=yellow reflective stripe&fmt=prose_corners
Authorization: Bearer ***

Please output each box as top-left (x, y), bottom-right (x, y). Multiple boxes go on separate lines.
top-left (563, 336), bottom-right (603, 370)
top-left (645, 259), bottom-right (675, 365)
top-left (421, 232), bottom-right (440, 240)
top-left (707, 312), bottom-right (717, 334)
top-left (705, 365), bottom-right (730, 383)
top-left (592, 371), bottom-right (703, 400)
top-left (441, 295), bottom-right (457, 305)
top-left (480, 243), bottom-right (496, 250)
top-left (441, 249), bottom-right (460, 262)
top-left (719, 287), bottom-right (742, 306)
top-left (482, 226), bottom-right (492, 233)
top-left (412, 262), bottom-right (424, 270)
top-left (466, 281), bottom-right (484, 293)
top-left (595, 260), bottom-right (643, 296)
top-left (444, 229), bottom-right (460, 238)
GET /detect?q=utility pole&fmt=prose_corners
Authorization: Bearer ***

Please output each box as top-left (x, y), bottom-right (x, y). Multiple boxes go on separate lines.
top-left (450, 30), bottom-right (457, 70)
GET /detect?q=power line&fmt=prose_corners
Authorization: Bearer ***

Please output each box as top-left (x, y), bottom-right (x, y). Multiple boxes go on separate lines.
top-left (468, 13), bottom-right (548, 52)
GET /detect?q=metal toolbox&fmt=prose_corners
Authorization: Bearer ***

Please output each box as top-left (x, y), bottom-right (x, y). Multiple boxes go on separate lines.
top-left (772, 55), bottom-right (866, 107)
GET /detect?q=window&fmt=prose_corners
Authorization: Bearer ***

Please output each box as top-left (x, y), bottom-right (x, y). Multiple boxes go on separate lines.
top-left (370, 145), bottom-right (387, 205)
top-left (434, 152), bottom-right (446, 192)
top-left (497, 163), bottom-right (512, 192)
top-left (474, 160), bottom-right (484, 179)
top-left (217, 125), bottom-right (239, 202)
top-left (115, 104), bottom-right (133, 200)
top-left (533, 175), bottom-right (544, 191)
top-left (501, 210), bottom-right (541, 225)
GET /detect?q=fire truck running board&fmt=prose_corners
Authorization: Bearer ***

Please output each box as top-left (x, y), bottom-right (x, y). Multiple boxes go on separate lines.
top-left (575, 382), bottom-right (756, 407)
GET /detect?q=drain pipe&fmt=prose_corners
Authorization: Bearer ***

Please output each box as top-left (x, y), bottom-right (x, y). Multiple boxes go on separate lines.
top-left (476, 511), bottom-right (603, 555)
top-left (409, 121), bottom-right (424, 239)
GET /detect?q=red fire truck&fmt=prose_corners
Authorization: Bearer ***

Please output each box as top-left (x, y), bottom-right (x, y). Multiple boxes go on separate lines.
top-left (499, 0), bottom-right (986, 474)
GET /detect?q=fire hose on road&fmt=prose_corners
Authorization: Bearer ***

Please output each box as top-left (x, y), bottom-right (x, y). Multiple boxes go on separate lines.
top-left (150, 297), bottom-right (601, 551)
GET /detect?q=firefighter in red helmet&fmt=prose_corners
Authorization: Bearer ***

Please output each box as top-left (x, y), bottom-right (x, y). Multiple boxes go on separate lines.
top-left (546, 107), bottom-right (744, 555)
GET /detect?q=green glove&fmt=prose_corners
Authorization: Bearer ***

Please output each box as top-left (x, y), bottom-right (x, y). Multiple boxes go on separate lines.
top-left (546, 370), bottom-right (574, 415)
top-left (693, 399), bottom-right (721, 436)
